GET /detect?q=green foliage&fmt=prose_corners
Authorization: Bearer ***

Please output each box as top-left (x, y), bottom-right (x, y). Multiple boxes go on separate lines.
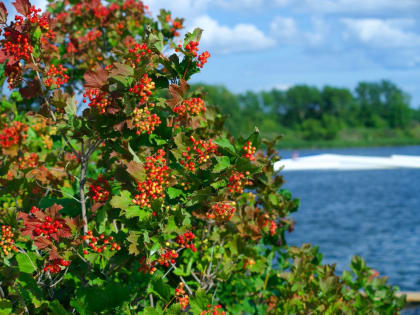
top-left (0, 0), bottom-right (405, 314)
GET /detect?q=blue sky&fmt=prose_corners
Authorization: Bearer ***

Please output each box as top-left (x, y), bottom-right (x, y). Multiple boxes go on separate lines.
top-left (21, 0), bottom-right (420, 107)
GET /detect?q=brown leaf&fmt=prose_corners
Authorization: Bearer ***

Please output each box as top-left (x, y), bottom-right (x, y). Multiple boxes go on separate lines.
top-left (19, 80), bottom-right (41, 99)
top-left (91, 202), bottom-right (104, 213)
top-left (107, 106), bottom-right (120, 114)
top-left (125, 160), bottom-right (146, 181)
top-left (45, 204), bottom-right (63, 219)
top-left (109, 63), bottom-right (133, 77)
top-left (34, 237), bottom-right (53, 250)
top-left (12, 0), bottom-right (31, 16)
top-left (83, 66), bottom-right (108, 89)
top-left (167, 80), bottom-right (189, 108)
top-left (48, 247), bottom-right (62, 261)
top-left (113, 120), bottom-right (125, 132)
top-left (0, 2), bottom-right (8, 24)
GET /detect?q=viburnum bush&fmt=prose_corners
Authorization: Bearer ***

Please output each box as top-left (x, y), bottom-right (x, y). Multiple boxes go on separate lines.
top-left (0, 0), bottom-right (405, 314)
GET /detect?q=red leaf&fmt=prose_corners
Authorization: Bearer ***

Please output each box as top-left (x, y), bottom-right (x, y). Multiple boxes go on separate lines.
top-left (0, 2), bottom-right (8, 24)
top-left (48, 247), bottom-right (61, 261)
top-left (12, 0), bottom-right (31, 16)
top-left (83, 66), bottom-right (108, 89)
top-left (19, 80), bottom-right (41, 99)
top-left (167, 80), bottom-right (189, 108)
top-left (34, 237), bottom-right (53, 250)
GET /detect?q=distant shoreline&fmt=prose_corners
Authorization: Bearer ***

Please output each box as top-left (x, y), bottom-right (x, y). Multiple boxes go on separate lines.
top-left (276, 138), bottom-right (420, 149)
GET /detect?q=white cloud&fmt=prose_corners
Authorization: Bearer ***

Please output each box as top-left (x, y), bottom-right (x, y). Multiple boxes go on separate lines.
top-left (270, 17), bottom-right (298, 42)
top-left (274, 0), bottom-right (420, 14)
top-left (191, 15), bottom-right (276, 54)
top-left (342, 18), bottom-right (420, 48)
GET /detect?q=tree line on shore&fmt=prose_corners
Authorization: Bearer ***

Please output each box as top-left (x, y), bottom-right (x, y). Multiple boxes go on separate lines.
top-left (192, 80), bottom-right (420, 142)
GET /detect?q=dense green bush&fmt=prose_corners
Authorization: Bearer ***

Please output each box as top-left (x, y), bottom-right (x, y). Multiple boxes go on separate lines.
top-left (0, 0), bottom-right (405, 313)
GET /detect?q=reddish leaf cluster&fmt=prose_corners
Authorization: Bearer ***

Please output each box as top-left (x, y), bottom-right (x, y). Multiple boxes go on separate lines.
top-left (176, 231), bottom-right (196, 252)
top-left (242, 141), bottom-right (256, 161)
top-left (133, 149), bottom-right (170, 208)
top-left (0, 225), bottom-right (18, 256)
top-left (18, 205), bottom-right (73, 249)
top-left (206, 202), bottom-right (236, 222)
top-left (82, 231), bottom-right (120, 254)
top-left (180, 136), bottom-right (218, 172)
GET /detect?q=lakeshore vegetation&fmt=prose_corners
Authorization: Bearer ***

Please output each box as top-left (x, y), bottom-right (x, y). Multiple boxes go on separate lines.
top-left (192, 81), bottom-right (420, 148)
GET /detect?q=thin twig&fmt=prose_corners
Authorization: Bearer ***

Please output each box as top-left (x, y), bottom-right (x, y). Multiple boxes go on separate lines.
top-left (149, 293), bottom-right (154, 307)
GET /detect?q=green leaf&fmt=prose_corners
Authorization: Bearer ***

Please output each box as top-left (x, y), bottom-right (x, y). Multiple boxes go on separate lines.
top-left (213, 156), bottom-right (230, 173)
top-left (0, 299), bottom-right (12, 315)
top-left (148, 276), bottom-right (171, 302)
top-left (189, 289), bottom-right (210, 313)
top-left (124, 205), bottom-right (148, 219)
top-left (16, 252), bottom-right (36, 274)
top-left (65, 95), bottom-right (77, 116)
top-left (166, 187), bottom-right (184, 199)
top-left (128, 142), bottom-right (141, 163)
top-left (142, 306), bottom-right (163, 315)
top-left (127, 232), bottom-right (140, 255)
top-left (214, 137), bottom-right (236, 154)
top-left (149, 32), bottom-right (164, 52)
top-left (110, 190), bottom-right (132, 210)
top-left (184, 28), bottom-right (203, 46)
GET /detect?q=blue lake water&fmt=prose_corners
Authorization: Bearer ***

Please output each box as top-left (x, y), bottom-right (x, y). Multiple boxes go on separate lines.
top-left (279, 146), bottom-right (420, 313)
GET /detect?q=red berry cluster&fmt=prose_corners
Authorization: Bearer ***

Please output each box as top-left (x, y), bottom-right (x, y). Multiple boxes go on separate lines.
top-left (180, 136), bottom-right (218, 172)
top-left (176, 231), bottom-right (196, 252)
top-left (1, 33), bottom-right (33, 62)
top-left (26, 5), bottom-right (49, 29)
top-left (32, 215), bottom-right (65, 240)
top-left (227, 171), bottom-right (252, 194)
top-left (129, 74), bottom-right (155, 104)
top-left (200, 304), bottom-right (226, 315)
top-left (242, 141), bottom-right (256, 161)
top-left (128, 43), bottom-right (151, 65)
top-left (197, 51), bottom-right (210, 68)
top-left (269, 220), bottom-right (277, 236)
top-left (43, 259), bottom-right (70, 274)
top-left (66, 42), bottom-right (78, 54)
top-left (175, 282), bottom-right (189, 310)
top-left (82, 231), bottom-right (120, 254)
top-left (132, 105), bottom-right (161, 135)
top-left (243, 258), bottom-right (255, 270)
top-left (0, 121), bottom-right (28, 148)
top-left (171, 20), bottom-right (183, 37)
top-left (156, 248), bottom-right (178, 267)
top-left (183, 41), bottom-right (199, 57)
top-left (83, 88), bottom-right (111, 114)
top-left (173, 97), bottom-right (206, 117)
top-left (89, 176), bottom-right (110, 203)
top-left (45, 64), bottom-right (69, 88)
top-left (4, 62), bottom-right (23, 88)
top-left (133, 149), bottom-right (170, 208)
top-left (7, 153), bottom-right (39, 178)
top-left (206, 202), bottom-right (236, 221)
top-left (138, 256), bottom-right (157, 275)
top-left (0, 225), bottom-right (18, 256)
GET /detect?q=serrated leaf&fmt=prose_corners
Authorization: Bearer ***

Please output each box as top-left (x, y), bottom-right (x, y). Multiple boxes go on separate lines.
top-left (214, 137), bottom-right (235, 154)
top-left (213, 156), bottom-right (230, 173)
top-left (127, 232), bottom-right (140, 255)
top-left (110, 190), bottom-right (132, 210)
top-left (166, 187), bottom-right (184, 199)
